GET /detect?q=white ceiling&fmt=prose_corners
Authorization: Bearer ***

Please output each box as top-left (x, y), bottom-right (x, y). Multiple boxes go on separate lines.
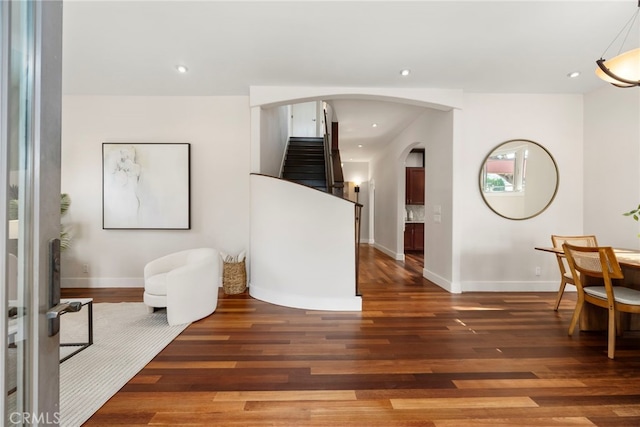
top-left (62, 0), bottom-right (640, 161)
top-left (329, 99), bottom-right (426, 161)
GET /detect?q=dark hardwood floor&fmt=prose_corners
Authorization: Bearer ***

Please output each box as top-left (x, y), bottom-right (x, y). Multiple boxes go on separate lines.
top-left (62, 245), bottom-right (640, 426)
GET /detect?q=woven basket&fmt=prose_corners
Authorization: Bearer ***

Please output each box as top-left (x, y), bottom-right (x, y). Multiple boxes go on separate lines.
top-left (222, 259), bottom-right (247, 295)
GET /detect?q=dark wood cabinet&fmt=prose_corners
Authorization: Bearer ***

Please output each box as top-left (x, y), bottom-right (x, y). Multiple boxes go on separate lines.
top-left (405, 167), bottom-right (425, 205)
top-left (404, 222), bottom-right (424, 252)
top-left (413, 223), bottom-right (424, 251)
top-left (404, 226), bottom-right (413, 251)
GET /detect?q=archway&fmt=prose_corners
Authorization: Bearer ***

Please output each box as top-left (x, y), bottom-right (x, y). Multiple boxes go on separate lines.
top-left (250, 86), bottom-right (461, 293)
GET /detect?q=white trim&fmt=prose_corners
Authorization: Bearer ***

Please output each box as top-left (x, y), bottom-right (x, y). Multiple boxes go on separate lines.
top-left (61, 277), bottom-right (144, 288)
top-left (423, 268), bottom-right (460, 293)
top-left (249, 282), bottom-right (362, 311)
top-left (62, 277), bottom-right (225, 289)
top-left (374, 242), bottom-right (403, 261)
top-left (250, 86), bottom-right (463, 111)
top-left (460, 281), bottom-right (572, 292)
top-left (250, 106), bottom-right (261, 173)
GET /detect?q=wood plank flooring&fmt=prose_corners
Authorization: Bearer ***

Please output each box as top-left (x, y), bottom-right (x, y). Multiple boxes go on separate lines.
top-left (62, 245), bottom-right (640, 426)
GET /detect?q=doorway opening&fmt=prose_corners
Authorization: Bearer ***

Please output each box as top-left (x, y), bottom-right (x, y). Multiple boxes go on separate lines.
top-left (403, 147), bottom-right (425, 267)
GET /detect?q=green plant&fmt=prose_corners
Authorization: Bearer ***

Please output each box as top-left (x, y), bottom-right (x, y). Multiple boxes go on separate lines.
top-left (623, 205), bottom-right (640, 237)
top-left (9, 199), bottom-right (18, 220)
top-left (624, 205), bottom-right (640, 220)
top-left (8, 192), bottom-right (72, 250)
top-left (60, 193), bottom-right (72, 251)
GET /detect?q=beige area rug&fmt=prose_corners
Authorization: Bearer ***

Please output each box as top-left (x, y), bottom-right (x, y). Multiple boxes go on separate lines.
top-left (59, 302), bottom-right (189, 427)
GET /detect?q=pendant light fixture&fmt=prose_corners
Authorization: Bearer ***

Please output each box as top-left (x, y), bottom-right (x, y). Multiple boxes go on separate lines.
top-left (595, 1), bottom-right (640, 88)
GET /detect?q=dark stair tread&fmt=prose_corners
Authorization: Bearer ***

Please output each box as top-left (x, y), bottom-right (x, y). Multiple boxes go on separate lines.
top-left (287, 151), bottom-right (324, 159)
top-left (286, 155), bottom-right (323, 160)
top-left (285, 160), bottom-right (325, 165)
top-left (283, 166), bottom-right (326, 173)
top-left (283, 174), bottom-right (326, 180)
top-left (284, 160), bottom-right (325, 166)
top-left (289, 137), bottom-right (324, 142)
top-left (288, 141), bottom-right (324, 148)
top-left (288, 151), bottom-right (323, 156)
top-left (290, 179), bottom-right (327, 186)
top-left (281, 136), bottom-right (328, 191)
top-left (287, 149), bottom-right (324, 154)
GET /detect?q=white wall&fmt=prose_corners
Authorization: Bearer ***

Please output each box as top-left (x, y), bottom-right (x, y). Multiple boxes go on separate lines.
top-left (250, 174), bottom-right (361, 311)
top-left (61, 96), bottom-right (250, 287)
top-left (60, 88), bottom-right (625, 295)
top-left (369, 93), bottom-right (584, 293)
top-left (458, 93), bottom-right (584, 291)
top-left (370, 107), bottom-right (454, 287)
top-left (249, 86), bottom-right (463, 272)
top-left (584, 87), bottom-right (640, 249)
top-left (370, 143), bottom-right (403, 259)
top-left (422, 110), bottom-right (455, 288)
top-left (259, 104), bottom-right (289, 177)
top-left (342, 161), bottom-right (368, 184)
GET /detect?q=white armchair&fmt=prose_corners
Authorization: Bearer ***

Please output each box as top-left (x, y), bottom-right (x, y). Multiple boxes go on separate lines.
top-left (143, 248), bottom-right (219, 326)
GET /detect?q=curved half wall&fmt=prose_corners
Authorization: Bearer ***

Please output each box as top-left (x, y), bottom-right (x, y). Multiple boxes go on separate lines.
top-left (250, 174), bottom-right (362, 311)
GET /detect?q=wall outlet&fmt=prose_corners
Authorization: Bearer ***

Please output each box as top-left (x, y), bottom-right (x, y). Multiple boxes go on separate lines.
top-left (535, 266), bottom-right (541, 276)
top-left (82, 263), bottom-right (89, 274)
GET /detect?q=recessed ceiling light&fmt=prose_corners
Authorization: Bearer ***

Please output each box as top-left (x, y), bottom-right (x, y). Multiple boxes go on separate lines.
top-left (400, 69), bottom-right (411, 77)
top-left (567, 71), bottom-right (580, 78)
top-left (176, 65), bottom-right (189, 73)
top-left (372, 123), bottom-right (378, 128)
top-left (358, 144), bottom-right (363, 148)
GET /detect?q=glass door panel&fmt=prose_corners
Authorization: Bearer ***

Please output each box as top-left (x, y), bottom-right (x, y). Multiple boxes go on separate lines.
top-left (3, 1), bottom-right (34, 422)
top-left (2, 1), bottom-right (63, 425)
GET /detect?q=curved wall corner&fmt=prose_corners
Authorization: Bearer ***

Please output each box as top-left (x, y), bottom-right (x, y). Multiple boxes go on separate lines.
top-left (249, 174), bottom-right (362, 311)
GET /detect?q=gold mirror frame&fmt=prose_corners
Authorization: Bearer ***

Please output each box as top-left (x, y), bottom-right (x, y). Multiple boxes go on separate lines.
top-left (479, 139), bottom-right (559, 220)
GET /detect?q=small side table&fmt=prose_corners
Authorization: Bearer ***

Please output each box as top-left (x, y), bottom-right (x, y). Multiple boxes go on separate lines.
top-left (60, 298), bottom-right (93, 363)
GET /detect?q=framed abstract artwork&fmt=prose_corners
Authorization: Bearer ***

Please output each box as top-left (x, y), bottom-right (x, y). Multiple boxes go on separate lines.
top-left (102, 143), bottom-right (191, 229)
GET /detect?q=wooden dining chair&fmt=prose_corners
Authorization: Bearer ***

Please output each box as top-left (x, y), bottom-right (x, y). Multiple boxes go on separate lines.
top-left (563, 243), bottom-right (640, 359)
top-left (550, 235), bottom-right (598, 310)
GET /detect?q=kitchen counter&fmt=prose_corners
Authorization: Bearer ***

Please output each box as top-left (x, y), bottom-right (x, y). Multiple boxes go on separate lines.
top-left (405, 220), bottom-right (425, 223)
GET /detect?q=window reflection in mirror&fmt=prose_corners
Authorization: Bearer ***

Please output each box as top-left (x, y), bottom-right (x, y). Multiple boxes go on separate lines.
top-left (482, 143), bottom-right (527, 193)
top-left (480, 139), bottom-right (558, 220)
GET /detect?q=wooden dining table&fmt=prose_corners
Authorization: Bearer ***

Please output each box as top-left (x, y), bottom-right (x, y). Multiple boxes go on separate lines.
top-left (536, 246), bottom-right (640, 331)
top-left (535, 246), bottom-right (640, 268)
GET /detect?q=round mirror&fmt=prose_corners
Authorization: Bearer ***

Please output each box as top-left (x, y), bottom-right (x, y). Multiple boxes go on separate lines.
top-left (479, 139), bottom-right (558, 220)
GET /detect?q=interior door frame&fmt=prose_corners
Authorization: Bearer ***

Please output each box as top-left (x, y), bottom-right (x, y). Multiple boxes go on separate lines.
top-left (1, 1), bottom-right (63, 424)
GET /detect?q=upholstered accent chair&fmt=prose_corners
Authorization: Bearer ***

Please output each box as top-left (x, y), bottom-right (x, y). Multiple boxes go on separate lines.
top-left (144, 248), bottom-right (219, 326)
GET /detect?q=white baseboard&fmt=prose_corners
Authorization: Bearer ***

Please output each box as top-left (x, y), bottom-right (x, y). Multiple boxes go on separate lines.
top-left (63, 274), bottom-right (566, 294)
top-left (373, 242), bottom-right (404, 261)
top-left (460, 281), bottom-right (572, 292)
top-left (61, 277), bottom-right (144, 288)
top-left (62, 276), bottom-right (226, 289)
top-left (249, 283), bottom-right (362, 311)
top-left (421, 270), bottom-right (569, 294)
top-left (423, 269), bottom-right (460, 293)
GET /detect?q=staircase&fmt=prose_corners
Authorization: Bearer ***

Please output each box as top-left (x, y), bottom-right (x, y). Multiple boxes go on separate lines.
top-left (282, 137), bottom-right (327, 191)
